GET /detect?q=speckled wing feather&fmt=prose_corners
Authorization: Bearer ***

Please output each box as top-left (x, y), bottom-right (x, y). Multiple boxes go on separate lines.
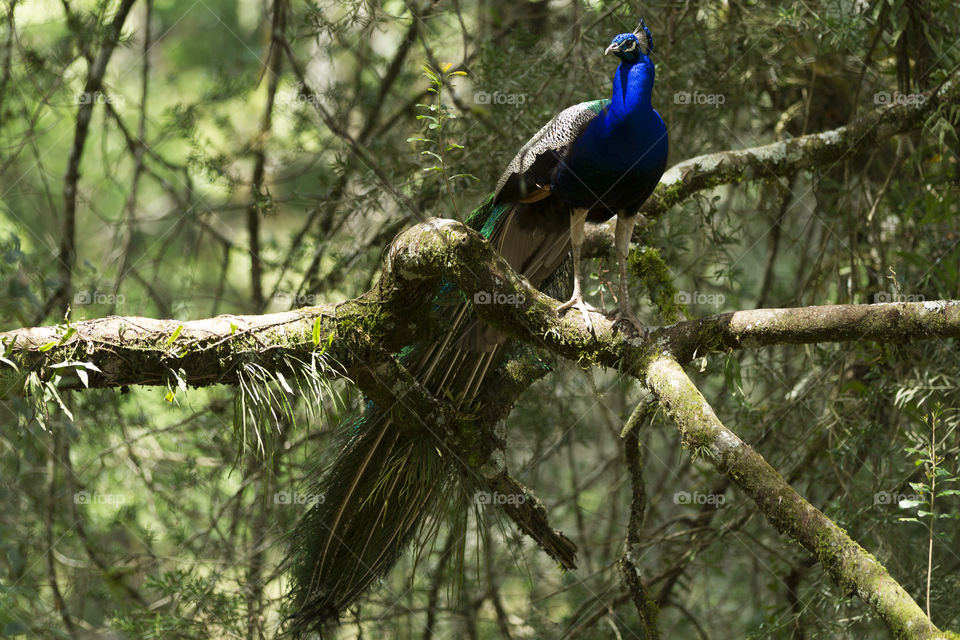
top-left (494, 99), bottom-right (609, 203)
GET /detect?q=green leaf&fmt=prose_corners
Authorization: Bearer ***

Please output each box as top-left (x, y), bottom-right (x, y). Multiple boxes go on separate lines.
top-left (49, 361), bottom-right (100, 387)
top-left (46, 382), bottom-right (73, 421)
top-left (312, 317), bottom-right (321, 347)
top-left (49, 361), bottom-right (102, 372)
top-left (723, 355), bottom-right (744, 398)
top-left (166, 325), bottom-right (184, 347)
top-left (276, 371), bottom-right (294, 395)
top-left (318, 331), bottom-right (334, 356)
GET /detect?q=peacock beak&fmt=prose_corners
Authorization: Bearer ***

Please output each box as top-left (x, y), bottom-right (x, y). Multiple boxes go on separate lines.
top-left (604, 43), bottom-right (618, 56)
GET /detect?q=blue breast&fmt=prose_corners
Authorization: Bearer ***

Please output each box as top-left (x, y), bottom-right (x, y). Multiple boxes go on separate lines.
top-left (551, 56), bottom-right (668, 219)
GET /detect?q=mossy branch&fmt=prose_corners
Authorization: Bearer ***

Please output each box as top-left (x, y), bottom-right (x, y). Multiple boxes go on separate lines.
top-left (2, 219), bottom-right (958, 392)
top-left (645, 356), bottom-right (957, 640)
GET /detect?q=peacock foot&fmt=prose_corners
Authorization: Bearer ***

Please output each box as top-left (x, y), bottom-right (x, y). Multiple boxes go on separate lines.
top-left (610, 306), bottom-right (645, 335)
top-left (557, 295), bottom-right (600, 333)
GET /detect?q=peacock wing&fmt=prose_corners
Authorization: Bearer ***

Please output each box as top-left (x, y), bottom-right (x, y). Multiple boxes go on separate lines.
top-left (494, 99), bottom-right (609, 204)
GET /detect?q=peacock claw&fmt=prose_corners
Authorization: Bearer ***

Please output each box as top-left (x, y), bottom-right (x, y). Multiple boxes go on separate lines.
top-left (611, 307), bottom-right (645, 334)
top-left (557, 295), bottom-right (600, 332)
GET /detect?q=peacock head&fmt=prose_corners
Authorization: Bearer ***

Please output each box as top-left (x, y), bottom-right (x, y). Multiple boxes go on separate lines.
top-left (604, 19), bottom-right (653, 63)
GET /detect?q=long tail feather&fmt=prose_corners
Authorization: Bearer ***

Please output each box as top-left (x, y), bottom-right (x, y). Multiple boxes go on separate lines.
top-left (287, 412), bottom-right (448, 631)
top-left (285, 195), bottom-right (573, 634)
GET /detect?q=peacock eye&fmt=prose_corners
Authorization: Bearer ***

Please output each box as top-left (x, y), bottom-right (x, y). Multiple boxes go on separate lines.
top-left (623, 40), bottom-right (637, 51)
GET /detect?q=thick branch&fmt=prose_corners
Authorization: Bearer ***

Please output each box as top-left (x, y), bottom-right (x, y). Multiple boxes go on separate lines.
top-left (655, 302), bottom-right (960, 363)
top-left (645, 355), bottom-right (954, 640)
top-left (3, 220), bottom-right (959, 392)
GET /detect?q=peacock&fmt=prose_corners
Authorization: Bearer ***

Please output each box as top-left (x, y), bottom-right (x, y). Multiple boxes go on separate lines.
top-left (286, 20), bottom-right (668, 635)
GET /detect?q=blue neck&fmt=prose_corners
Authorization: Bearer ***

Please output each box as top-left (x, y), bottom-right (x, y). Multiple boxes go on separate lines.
top-left (607, 56), bottom-right (655, 124)
top-left (548, 51), bottom-right (667, 211)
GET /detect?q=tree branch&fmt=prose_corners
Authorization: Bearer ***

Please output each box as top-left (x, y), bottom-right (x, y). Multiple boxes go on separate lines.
top-left (44, 0), bottom-right (137, 320)
top-left (3, 219), bottom-right (959, 393)
top-left (644, 355), bottom-right (955, 640)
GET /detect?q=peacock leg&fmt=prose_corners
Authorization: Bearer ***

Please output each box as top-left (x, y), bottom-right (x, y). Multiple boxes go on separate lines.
top-left (612, 213), bottom-right (644, 331)
top-left (557, 207), bottom-right (599, 332)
